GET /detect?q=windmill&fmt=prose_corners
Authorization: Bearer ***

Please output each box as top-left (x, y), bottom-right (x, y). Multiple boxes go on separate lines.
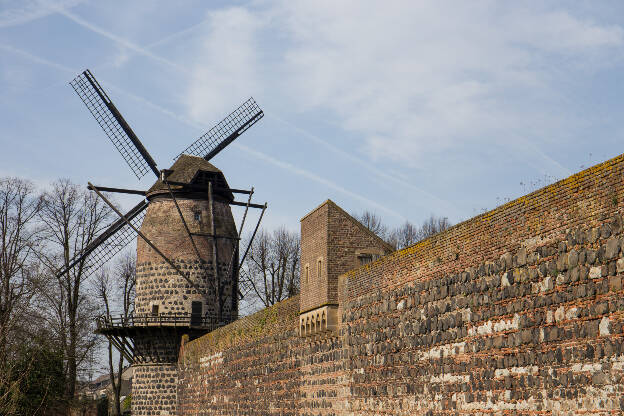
top-left (60, 69), bottom-right (267, 414)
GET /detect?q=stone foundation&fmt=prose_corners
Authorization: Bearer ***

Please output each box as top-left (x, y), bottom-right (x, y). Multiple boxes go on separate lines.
top-left (133, 364), bottom-right (178, 416)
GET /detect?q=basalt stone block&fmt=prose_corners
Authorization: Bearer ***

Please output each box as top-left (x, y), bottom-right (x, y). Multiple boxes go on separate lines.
top-left (568, 249), bottom-right (579, 267)
top-left (609, 261), bottom-right (617, 276)
top-left (548, 261), bottom-right (558, 276)
top-left (599, 245), bottom-right (608, 263)
top-left (606, 237), bottom-right (621, 259)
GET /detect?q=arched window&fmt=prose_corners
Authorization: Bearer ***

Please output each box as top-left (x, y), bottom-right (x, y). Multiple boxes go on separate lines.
top-left (317, 258), bottom-right (322, 280)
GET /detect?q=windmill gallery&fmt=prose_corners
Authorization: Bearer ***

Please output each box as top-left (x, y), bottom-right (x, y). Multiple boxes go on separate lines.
top-left (64, 70), bottom-right (624, 415)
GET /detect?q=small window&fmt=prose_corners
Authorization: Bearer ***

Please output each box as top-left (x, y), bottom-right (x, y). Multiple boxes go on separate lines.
top-left (194, 212), bottom-right (201, 222)
top-left (151, 304), bottom-right (159, 315)
top-left (305, 264), bottom-right (309, 284)
top-left (359, 254), bottom-right (373, 265)
top-left (317, 259), bottom-right (322, 279)
top-left (358, 252), bottom-right (380, 265)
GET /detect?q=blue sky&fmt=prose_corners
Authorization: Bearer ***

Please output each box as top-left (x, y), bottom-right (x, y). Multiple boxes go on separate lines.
top-left (2, 0), bottom-right (624, 233)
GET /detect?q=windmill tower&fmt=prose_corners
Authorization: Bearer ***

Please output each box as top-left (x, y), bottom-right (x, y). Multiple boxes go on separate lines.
top-left (59, 70), bottom-right (266, 415)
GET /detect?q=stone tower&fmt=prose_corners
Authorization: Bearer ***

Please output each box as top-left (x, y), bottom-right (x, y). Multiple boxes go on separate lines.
top-left (131, 155), bottom-right (239, 415)
top-left (299, 200), bottom-right (394, 336)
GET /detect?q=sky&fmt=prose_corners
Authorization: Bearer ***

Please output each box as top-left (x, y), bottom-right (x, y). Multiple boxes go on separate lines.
top-left (3, 0), bottom-right (624, 378)
top-left (2, 0), bottom-right (624, 235)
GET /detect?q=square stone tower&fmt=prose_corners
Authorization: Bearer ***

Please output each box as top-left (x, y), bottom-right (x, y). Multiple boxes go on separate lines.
top-left (299, 200), bottom-right (394, 336)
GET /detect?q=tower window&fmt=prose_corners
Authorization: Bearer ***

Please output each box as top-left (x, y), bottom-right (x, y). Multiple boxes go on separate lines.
top-left (194, 211), bottom-right (201, 222)
top-left (317, 259), bottom-right (322, 280)
top-left (305, 264), bottom-right (309, 284)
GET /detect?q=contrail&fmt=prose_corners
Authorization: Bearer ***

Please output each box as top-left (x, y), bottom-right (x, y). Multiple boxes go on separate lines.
top-left (107, 87), bottom-right (406, 219)
top-left (52, 8), bottom-right (569, 219)
top-left (263, 110), bottom-right (462, 216)
top-left (0, 44), bottom-right (75, 74)
top-left (3, 41), bottom-right (403, 218)
top-left (0, 0), bottom-right (83, 28)
top-left (59, 9), bottom-right (188, 74)
top-left (144, 19), bottom-right (209, 49)
top-left (235, 143), bottom-right (406, 221)
top-left (58, 9), bottom-right (564, 218)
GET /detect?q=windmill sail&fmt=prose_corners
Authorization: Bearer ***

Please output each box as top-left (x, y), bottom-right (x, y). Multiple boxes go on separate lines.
top-left (83, 207), bottom-right (147, 277)
top-left (70, 70), bottom-right (159, 179)
top-left (176, 97), bottom-right (264, 161)
top-left (56, 201), bottom-right (147, 278)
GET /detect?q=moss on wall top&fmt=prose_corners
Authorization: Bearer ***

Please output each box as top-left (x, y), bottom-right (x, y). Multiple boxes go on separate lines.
top-left (181, 295), bottom-right (299, 362)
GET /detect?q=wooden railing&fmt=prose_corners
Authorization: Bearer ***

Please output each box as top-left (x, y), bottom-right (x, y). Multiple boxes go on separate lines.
top-left (96, 312), bottom-right (236, 330)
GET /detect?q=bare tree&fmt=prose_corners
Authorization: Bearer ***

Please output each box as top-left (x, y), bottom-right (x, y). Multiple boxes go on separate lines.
top-left (37, 179), bottom-right (113, 407)
top-left (95, 253), bottom-right (135, 416)
top-left (388, 220), bottom-right (419, 250)
top-left (240, 227), bottom-right (300, 311)
top-left (0, 177), bottom-right (41, 362)
top-left (352, 211), bottom-right (388, 240)
top-left (419, 215), bottom-right (451, 239)
top-left (389, 215), bottom-right (452, 250)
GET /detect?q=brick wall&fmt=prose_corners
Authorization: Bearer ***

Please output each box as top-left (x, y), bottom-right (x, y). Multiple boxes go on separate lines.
top-left (300, 202), bottom-right (329, 312)
top-left (177, 152), bottom-right (624, 414)
top-left (326, 201), bottom-right (394, 304)
top-left (300, 200), bottom-right (393, 313)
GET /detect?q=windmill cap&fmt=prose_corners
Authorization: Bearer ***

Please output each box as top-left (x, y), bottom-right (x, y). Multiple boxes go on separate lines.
top-left (146, 154), bottom-right (233, 201)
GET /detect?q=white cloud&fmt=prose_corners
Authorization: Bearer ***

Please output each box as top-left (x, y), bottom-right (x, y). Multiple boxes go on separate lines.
top-left (510, 10), bottom-right (624, 51)
top-left (185, 7), bottom-right (264, 121)
top-left (261, 1), bottom-right (624, 168)
top-left (0, 0), bottom-right (83, 27)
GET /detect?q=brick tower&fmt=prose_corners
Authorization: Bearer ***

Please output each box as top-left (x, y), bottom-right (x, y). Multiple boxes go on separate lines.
top-left (299, 200), bottom-right (394, 336)
top-left (108, 155), bottom-right (239, 416)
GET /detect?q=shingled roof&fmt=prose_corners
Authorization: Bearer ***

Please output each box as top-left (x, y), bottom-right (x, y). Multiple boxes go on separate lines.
top-left (146, 154), bottom-right (233, 200)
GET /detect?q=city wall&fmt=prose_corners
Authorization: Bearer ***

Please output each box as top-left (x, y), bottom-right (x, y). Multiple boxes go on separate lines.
top-left (178, 152), bottom-right (624, 414)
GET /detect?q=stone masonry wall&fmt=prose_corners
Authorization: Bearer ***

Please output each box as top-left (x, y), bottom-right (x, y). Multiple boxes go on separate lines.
top-left (178, 296), bottom-right (350, 415)
top-left (178, 152), bottom-right (624, 414)
top-left (338, 153), bottom-right (624, 414)
top-left (133, 363), bottom-right (178, 416)
top-left (134, 196), bottom-right (238, 416)
top-left (136, 198), bottom-right (238, 318)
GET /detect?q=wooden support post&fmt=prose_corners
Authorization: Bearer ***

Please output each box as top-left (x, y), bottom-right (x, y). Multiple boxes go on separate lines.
top-left (208, 181), bottom-right (222, 323)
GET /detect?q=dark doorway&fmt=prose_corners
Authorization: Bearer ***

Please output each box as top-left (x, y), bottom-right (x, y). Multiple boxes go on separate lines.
top-left (191, 301), bottom-right (202, 326)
